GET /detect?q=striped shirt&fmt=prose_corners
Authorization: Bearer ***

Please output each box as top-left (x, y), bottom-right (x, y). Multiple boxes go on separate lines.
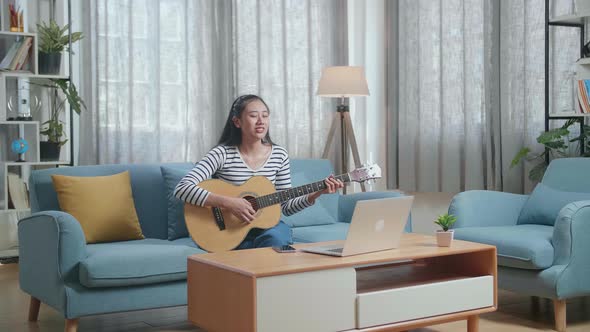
top-left (174, 144), bottom-right (313, 216)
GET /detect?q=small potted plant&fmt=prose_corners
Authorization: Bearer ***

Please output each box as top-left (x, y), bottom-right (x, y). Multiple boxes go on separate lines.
top-left (434, 213), bottom-right (457, 247)
top-left (36, 20), bottom-right (83, 74)
top-left (36, 79), bottom-right (86, 160)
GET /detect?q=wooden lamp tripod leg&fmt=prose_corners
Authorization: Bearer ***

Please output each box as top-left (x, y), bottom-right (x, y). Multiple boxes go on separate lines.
top-left (322, 112), bottom-right (340, 159)
top-left (343, 112), bottom-right (366, 192)
top-left (322, 111), bottom-right (352, 193)
top-left (322, 111), bottom-right (351, 193)
top-left (322, 110), bottom-right (367, 193)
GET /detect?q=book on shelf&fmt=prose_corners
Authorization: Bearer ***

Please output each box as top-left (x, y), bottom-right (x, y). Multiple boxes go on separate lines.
top-left (576, 79), bottom-right (590, 114)
top-left (6, 172), bottom-right (29, 210)
top-left (0, 41), bottom-right (21, 69)
top-left (0, 36), bottom-right (33, 72)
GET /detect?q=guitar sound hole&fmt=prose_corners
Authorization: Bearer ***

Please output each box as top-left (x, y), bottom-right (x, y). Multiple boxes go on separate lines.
top-left (243, 196), bottom-right (259, 211)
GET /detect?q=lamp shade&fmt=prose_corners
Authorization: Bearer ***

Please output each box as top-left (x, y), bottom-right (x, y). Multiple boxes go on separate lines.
top-left (316, 66), bottom-right (370, 97)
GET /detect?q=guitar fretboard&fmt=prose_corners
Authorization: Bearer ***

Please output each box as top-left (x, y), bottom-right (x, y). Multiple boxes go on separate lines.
top-left (255, 174), bottom-right (350, 209)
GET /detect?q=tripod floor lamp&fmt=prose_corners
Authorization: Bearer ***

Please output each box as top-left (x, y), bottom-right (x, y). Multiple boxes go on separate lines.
top-left (317, 66), bottom-right (370, 193)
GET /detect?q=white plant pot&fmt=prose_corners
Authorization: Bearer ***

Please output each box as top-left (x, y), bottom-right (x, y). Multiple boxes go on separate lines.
top-left (436, 230), bottom-right (454, 247)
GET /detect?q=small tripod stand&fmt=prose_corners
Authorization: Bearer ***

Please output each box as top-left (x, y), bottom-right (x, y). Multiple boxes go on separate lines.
top-left (322, 102), bottom-right (366, 194)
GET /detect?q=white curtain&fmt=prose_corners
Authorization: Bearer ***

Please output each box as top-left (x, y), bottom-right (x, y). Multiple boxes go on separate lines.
top-left (346, 0), bottom-right (388, 192)
top-left (79, 0), bottom-right (347, 165)
top-left (392, 0), bottom-right (581, 194)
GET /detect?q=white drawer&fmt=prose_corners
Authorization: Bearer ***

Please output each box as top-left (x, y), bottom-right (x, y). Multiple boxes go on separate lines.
top-left (356, 275), bottom-right (493, 328)
top-left (257, 268), bottom-right (356, 332)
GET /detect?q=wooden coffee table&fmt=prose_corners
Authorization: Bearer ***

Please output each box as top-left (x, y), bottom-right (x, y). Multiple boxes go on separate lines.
top-left (187, 233), bottom-right (497, 332)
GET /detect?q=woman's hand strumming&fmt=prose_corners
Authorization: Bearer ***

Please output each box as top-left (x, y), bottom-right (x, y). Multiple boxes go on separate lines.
top-left (225, 197), bottom-right (256, 223)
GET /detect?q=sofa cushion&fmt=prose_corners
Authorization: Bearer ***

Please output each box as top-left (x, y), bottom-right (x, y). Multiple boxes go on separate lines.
top-left (31, 163), bottom-right (193, 240)
top-left (518, 183), bottom-right (590, 226)
top-left (292, 222), bottom-right (350, 243)
top-left (80, 238), bottom-right (202, 288)
top-left (51, 171), bottom-right (144, 244)
top-left (454, 225), bottom-right (554, 270)
top-left (160, 165), bottom-right (194, 240)
top-left (282, 172), bottom-right (338, 228)
top-left (171, 236), bottom-right (202, 249)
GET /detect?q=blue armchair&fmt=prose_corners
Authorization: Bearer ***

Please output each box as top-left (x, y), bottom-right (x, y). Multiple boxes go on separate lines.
top-left (449, 158), bottom-right (590, 332)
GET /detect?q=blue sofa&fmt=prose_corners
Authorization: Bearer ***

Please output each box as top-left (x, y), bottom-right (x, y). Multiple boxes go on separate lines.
top-left (449, 158), bottom-right (590, 332)
top-left (18, 159), bottom-right (409, 331)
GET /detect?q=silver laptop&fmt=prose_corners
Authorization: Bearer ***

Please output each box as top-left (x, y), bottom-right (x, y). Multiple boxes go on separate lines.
top-left (301, 196), bottom-right (413, 257)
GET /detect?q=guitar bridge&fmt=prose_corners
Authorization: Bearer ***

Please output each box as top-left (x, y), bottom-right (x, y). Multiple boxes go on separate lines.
top-left (212, 207), bottom-right (226, 231)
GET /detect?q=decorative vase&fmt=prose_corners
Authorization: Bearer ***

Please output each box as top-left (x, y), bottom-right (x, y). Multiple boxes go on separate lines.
top-left (38, 52), bottom-right (61, 74)
top-left (40, 141), bottom-right (61, 161)
top-left (436, 230), bottom-right (454, 247)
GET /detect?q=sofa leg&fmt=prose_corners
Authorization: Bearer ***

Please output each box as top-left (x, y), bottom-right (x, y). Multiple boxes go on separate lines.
top-left (553, 299), bottom-right (566, 332)
top-left (28, 296), bottom-right (40, 322)
top-left (65, 318), bottom-right (79, 332)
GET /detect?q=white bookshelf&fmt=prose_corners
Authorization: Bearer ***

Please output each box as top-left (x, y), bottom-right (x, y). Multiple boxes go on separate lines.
top-left (573, 58), bottom-right (590, 115)
top-left (0, 0), bottom-right (74, 261)
top-left (549, 112), bottom-right (590, 118)
top-left (544, 2), bottom-right (590, 155)
top-left (549, 14), bottom-right (589, 25)
top-left (0, 121), bottom-right (39, 161)
top-left (0, 31), bottom-right (35, 37)
top-left (1, 72), bottom-right (68, 80)
top-left (0, 1), bottom-right (73, 205)
top-left (0, 248), bottom-right (18, 260)
top-left (0, 209), bottom-right (30, 261)
top-left (0, 32), bottom-right (38, 74)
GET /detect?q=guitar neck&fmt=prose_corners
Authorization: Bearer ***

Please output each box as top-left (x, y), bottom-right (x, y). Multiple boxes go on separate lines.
top-left (256, 173), bottom-right (351, 209)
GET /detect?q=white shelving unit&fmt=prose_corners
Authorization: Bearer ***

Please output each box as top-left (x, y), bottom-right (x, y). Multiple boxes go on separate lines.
top-left (573, 38), bottom-right (590, 115)
top-left (546, 7), bottom-right (589, 128)
top-left (1, 72), bottom-right (68, 79)
top-left (0, 0), bottom-right (73, 261)
top-left (549, 14), bottom-right (588, 25)
top-left (549, 112), bottom-right (590, 118)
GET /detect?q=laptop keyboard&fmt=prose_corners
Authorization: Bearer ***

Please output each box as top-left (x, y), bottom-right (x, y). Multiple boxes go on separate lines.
top-left (327, 248), bottom-right (344, 253)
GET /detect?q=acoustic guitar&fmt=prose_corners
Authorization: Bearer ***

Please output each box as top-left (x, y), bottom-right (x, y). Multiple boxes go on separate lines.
top-left (184, 164), bottom-right (381, 252)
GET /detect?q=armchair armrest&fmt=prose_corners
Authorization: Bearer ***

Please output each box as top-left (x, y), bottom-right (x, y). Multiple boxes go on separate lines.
top-left (338, 191), bottom-right (410, 232)
top-left (552, 201), bottom-right (590, 298)
top-left (18, 211), bottom-right (87, 311)
top-left (449, 190), bottom-right (528, 228)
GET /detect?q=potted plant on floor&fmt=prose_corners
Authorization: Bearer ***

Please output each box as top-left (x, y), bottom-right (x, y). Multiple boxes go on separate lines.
top-left (511, 119), bottom-right (590, 181)
top-left (37, 79), bottom-right (86, 160)
top-left (36, 20), bottom-right (83, 74)
top-left (434, 213), bottom-right (457, 247)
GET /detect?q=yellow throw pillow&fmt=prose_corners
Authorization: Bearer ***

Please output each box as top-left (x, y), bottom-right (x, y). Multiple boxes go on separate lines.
top-left (51, 171), bottom-right (144, 244)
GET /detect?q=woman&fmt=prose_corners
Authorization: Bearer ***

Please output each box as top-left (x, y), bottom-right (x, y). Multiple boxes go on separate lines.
top-left (174, 94), bottom-right (343, 249)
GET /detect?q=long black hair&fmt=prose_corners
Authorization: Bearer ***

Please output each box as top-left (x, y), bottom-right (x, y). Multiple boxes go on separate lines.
top-left (217, 94), bottom-right (275, 146)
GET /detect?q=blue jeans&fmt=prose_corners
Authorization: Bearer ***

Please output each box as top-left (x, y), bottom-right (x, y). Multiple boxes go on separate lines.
top-left (236, 221), bottom-right (292, 249)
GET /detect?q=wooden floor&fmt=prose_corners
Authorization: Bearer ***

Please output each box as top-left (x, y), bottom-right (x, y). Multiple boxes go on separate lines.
top-left (1, 263), bottom-right (590, 332)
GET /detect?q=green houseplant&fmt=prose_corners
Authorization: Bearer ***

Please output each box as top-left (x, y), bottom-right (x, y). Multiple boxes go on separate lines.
top-left (36, 20), bottom-right (83, 74)
top-left (434, 213), bottom-right (457, 247)
top-left (511, 119), bottom-right (590, 182)
top-left (37, 79), bottom-right (86, 160)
